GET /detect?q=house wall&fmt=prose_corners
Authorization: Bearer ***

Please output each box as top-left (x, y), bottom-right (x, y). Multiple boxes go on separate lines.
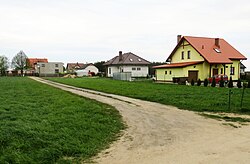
top-left (85, 65), bottom-right (99, 74)
top-left (107, 65), bottom-right (149, 77)
top-left (171, 40), bottom-right (205, 63)
top-left (35, 62), bottom-right (64, 76)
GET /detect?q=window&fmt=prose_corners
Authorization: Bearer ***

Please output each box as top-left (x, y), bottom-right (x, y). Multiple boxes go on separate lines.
top-left (55, 69), bottom-right (59, 73)
top-left (187, 51), bottom-right (191, 59)
top-left (214, 48), bottom-right (221, 53)
top-left (41, 64), bottom-right (45, 67)
top-left (137, 67), bottom-right (141, 71)
top-left (132, 67), bottom-right (136, 71)
top-left (230, 66), bottom-right (235, 75)
top-left (55, 64), bottom-right (58, 67)
top-left (181, 51), bottom-right (184, 60)
top-left (129, 58), bottom-right (133, 62)
top-left (169, 71), bottom-right (172, 75)
top-left (138, 58), bottom-right (142, 62)
top-left (109, 68), bottom-right (111, 74)
top-left (221, 68), bottom-right (223, 74)
top-left (165, 71), bottom-right (167, 74)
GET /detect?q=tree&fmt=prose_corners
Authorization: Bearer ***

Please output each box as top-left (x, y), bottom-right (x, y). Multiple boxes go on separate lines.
top-left (0, 55), bottom-right (9, 76)
top-left (237, 78), bottom-right (242, 88)
top-left (219, 75), bottom-right (224, 87)
top-left (191, 79), bottom-right (195, 86)
top-left (12, 51), bottom-right (28, 75)
top-left (94, 61), bottom-right (106, 73)
top-left (211, 77), bottom-right (216, 87)
top-left (197, 79), bottom-right (201, 86)
top-left (204, 78), bottom-right (208, 87)
top-left (228, 76), bottom-right (233, 88)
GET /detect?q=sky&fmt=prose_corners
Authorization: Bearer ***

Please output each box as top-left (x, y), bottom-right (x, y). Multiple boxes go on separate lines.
top-left (0, 0), bottom-right (250, 70)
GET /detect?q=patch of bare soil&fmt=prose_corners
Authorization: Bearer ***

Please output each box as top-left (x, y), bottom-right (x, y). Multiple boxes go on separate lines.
top-left (30, 77), bottom-right (250, 164)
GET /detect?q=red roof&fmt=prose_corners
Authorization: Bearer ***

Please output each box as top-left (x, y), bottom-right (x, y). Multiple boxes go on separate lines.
top-left (168, 36), bottom-right (247, 64)
top-left (153, 61), bottom-right (203, 69)
top-left (27, 58), bottom-right (48, 69)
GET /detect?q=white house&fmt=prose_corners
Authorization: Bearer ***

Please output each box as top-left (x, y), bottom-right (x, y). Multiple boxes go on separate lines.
top-left (104, 51), bottom-right (151, 77)
top-left (66, 63), bottom-right (99, 75)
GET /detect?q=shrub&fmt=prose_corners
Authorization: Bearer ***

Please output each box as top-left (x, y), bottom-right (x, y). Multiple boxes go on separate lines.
top-left (211, 77), bottom-right (216, 87)
top-left (197, 79), bottom-right (201, 86)
top-left (237, 79), bottom-right (242, 88)
top-left (191, 79), bottom-right (195, 86)
top-left (248, 79), bottom-right (250, 88)
top-left (219, 75), bottom-right (224, 87)
top-left (204, 78), bottom-right (208, 87)
top-left (228, 76), bottom-right (233, 88)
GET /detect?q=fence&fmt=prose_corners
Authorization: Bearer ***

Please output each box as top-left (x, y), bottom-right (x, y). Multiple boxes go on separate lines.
top-left (113, 72), bottom-right (132, 81)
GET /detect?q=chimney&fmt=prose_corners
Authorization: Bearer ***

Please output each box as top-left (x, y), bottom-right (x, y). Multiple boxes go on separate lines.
top-left (215, 38), bottom-right (220, 48)
top-left (119, 51), bottom-right (123, 61)
top-left (177, 35), bottom-right (182, 43)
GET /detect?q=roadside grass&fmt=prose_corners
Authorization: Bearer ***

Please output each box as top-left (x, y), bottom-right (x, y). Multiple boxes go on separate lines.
top-left (47, 77), bottom-right (250, 114)
top-left (0, 77), bottom-right (124, 163)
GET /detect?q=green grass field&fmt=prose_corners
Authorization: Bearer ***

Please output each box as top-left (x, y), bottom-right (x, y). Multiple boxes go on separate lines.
top-left (47, 77), bottom-right (250, 114)
top-left (0, 77), bottom-right (124, 163)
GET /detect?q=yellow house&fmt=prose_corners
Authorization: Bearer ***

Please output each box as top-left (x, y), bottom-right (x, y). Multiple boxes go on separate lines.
top-left (154, 35), bottom-right (247, 82)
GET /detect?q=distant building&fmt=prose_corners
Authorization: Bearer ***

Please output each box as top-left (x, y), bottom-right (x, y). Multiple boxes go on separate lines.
top-left (104, 51), bottom-right (151, 77)
top-left (35, 62), bottom-right (64, 77)
top-left (26, 58), bottom-right (48, 69)
top-left (66, 63), bottom-right (99, 75)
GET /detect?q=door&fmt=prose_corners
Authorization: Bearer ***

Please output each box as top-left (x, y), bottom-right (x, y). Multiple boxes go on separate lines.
top-left (188, 71), bottom-right (198, 82)
top-left (213, 68), bottom-right (218, 76)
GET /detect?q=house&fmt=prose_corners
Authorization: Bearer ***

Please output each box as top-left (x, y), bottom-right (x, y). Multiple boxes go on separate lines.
top-left (35, 62), bottom-right (64, 77)
top-left (66, 63), bottom-right (99, 75)
top-left (104, 51), bottom-right (151, 77)
top-left (26, 58), bottom-right (48, 69)
top-left (240, 62), bottom-right (246, 74)
top-left (153, 35), bottom-right (247, 82)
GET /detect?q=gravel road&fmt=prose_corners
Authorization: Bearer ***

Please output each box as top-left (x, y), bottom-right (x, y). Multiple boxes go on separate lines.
top-left (30, 77), bottom-right (250, 164)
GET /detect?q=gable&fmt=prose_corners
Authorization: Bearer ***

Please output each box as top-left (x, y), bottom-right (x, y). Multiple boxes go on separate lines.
top-left (170, 40), bottom-right (205, 63)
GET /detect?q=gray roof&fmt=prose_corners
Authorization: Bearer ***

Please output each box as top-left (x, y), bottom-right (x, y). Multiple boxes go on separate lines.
top-left (104, 52), bottom-right (151, 66)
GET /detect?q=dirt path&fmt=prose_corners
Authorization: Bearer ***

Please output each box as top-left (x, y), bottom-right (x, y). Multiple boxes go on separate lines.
top-left (30, 77), bottom-right (250, 164)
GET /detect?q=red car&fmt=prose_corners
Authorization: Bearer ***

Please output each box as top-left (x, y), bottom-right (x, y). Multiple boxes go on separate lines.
top-left (208, 74), bottom-right (228, 83)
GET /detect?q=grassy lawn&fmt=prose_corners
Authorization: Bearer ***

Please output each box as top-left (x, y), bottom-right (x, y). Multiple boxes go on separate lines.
top-left (47, 77), bottom-right (250, 114)
top-left (0, 77), bottom-right (124, 163)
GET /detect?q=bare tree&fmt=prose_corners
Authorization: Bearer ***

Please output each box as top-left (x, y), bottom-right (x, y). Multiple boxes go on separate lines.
top-left (12, 51), bottom-right (28, 75)
top-left (0, 55), bottom-right (9, 76)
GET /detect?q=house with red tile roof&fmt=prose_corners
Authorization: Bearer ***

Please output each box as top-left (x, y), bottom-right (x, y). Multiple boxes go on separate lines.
top-left (26, 58), bottom-right (48, 69)
top-left (153, 35), bottom-right (247, 82)
top-left (104, 51), bottom-right (151, 77)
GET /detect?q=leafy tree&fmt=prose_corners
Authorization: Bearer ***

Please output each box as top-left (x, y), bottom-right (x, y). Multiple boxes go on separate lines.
top-left (191, 79), bottom-right (195, 86)
top-left (94, 61), bottom-right (106, 73)
top-left (248, 79), bottom-right (250, 88)
top-left (12, 51), bottom-right (28, 75)
top-left (211, 77), bottom-right (216, 87)
top-left (204, 78), bottom-right (208, 87)
top-left (219, 75), bottom-right (224, 87)
top-left (228, 76), bottom-right (233, 88)
top-left (237, 78), bottom-right (242, 88)
top-left (197, 79), bottom-right (201, 86)
top-left (0, 55), bottom-right (9, 76)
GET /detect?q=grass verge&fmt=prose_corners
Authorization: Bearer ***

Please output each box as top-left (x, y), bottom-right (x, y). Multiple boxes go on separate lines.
top-left (0, 77), bottom-right (124, 163)
top-left (46, 77), bottom-right (250, 114)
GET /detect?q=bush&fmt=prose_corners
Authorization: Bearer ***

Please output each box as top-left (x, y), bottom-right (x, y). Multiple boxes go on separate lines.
top-left (191, 79), bottom-right (195, 86)
top-left (204, 78), bottom-right (208, 87)
top-left (197, 79), bottom-right (201, 86)
top-left (228, 76), bottom-right (233, 88)
top-left (237, 79), bottom-right (242, 88)
top-left (219, 75), bottom-right (224, 87)
top-left (248, 79), bottom-right (250, 88)
top-left (211, 77), bottom-right (216, 87)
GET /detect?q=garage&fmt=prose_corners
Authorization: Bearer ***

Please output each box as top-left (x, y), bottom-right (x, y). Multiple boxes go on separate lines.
top-left (188, 71), bottom-right (198, 82)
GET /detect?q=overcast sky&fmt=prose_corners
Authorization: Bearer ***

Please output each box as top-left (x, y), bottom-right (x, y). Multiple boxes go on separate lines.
top-left (0, 0), bottom-right (250, 70)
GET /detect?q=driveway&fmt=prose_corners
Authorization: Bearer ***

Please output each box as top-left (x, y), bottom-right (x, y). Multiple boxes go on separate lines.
top-left (30, 77), bottom-right (250, 164)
